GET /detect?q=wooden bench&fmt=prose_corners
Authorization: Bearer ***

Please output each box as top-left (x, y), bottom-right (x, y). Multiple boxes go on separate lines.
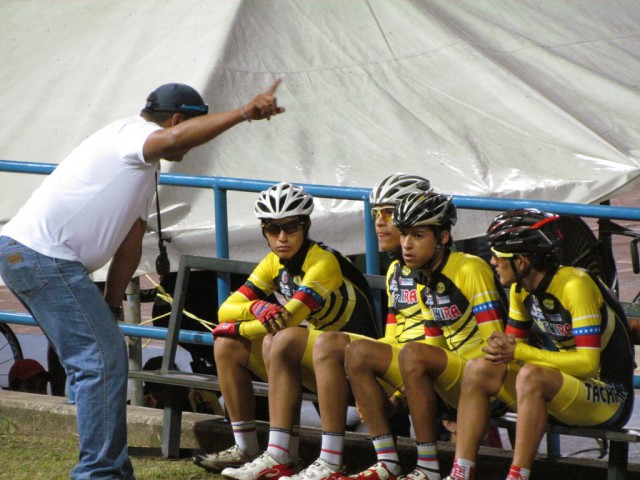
top-left (129, 254), bottom-right (640, 480)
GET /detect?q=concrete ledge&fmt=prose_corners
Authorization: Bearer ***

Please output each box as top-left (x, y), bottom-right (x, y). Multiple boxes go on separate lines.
top-left (1, 390), bottom-right (639, 479)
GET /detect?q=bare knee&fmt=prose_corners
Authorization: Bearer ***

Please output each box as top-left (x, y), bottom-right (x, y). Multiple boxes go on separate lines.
top-left (345, 338), bottom-right (386, 376)
top-left (515, 364), bottom-right (557, 400)
top-left (398, 342), bottom-right (431, 379)
top-left (270, 327), bottom-right (307, 364)
top-left (213, 336), bottom-right (248, 367)
top-left (462, 357), bottom-right (505, 394)
top-left (313, 332), bottom-right (349, 365)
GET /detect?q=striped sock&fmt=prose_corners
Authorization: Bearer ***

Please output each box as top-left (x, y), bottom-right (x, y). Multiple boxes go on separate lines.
top-left (449, 458), bottom-right (475, 480)
top-left (267, 427), bottom-right (292, 464)
top-left (415, 442), bottom-right (440, 479)
top-left (506, 465), bottom-right (530, 480)
top-left (231, 420), bottom-right (259, 456)
top-left (319, 431), bottom-right (345, 469)
top-left (371, 434), bottom-right (401, 475)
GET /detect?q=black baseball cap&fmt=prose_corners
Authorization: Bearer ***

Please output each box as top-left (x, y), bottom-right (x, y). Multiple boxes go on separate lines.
top-left (143, 83), bottom-right (208, 116)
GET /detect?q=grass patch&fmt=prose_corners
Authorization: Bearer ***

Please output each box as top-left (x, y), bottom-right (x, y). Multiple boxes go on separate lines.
top-left (0, 431), bottom-right (221, 480)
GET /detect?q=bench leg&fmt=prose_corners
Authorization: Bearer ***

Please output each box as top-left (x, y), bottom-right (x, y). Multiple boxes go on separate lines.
top-left (161, 401), bottom-right (183, 458)
top-left (607, 441), bottom-right (628, 480)
top-left (546, 432), bottom-right (561, 459)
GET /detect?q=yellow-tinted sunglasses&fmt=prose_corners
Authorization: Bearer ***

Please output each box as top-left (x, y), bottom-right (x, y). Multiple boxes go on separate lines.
top-left (490, 247), bottom-right (515, 258)
top-left (371, 207), bottom-right (394, 222)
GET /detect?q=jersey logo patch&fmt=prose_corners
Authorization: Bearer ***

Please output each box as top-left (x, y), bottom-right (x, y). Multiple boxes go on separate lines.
top-left (394, 289), bottom-right (418, 307)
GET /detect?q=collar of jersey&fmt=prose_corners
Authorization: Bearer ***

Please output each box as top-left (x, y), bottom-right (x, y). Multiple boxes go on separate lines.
top-left (279, 238), bottom-right (313, 275)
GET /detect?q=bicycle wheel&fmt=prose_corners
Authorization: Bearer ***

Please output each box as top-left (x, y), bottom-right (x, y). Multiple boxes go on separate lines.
top-left (0, 323), bottom-right (23, 389)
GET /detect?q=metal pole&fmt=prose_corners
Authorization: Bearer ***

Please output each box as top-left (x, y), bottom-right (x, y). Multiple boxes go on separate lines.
top-left (126, 277), bottom-right (144, 407)
top-left (214, 186), bottom-right (231, 304)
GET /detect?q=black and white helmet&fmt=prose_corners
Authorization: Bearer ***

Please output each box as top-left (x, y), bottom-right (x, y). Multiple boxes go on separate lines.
top-left (254, 182), bottom-right (314, 220)
top-left (393, 191), bottom-right (457, 229)
top-left (370, 173), bottom-right (431, 207)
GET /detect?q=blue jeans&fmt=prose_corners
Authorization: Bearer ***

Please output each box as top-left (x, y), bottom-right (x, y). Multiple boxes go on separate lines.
top-left (0, 236), bottom-right (133, 479)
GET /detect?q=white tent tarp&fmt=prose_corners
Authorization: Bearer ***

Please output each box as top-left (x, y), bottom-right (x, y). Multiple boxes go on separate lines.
top-left (1, 0), bottom-right (639, 279)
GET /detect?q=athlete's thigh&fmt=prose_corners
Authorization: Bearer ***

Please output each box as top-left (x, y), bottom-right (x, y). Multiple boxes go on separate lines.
top-left (248, 335), bottom-right (267, 381)
top-left (378, 342), bottom-right (404, 394)
top-left (549, 373), bottom-right (631, 427)
top-left (432, 350), bottom-right (469, 408)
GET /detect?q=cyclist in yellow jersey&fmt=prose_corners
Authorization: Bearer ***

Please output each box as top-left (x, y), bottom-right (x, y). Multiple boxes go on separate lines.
top-left (195, 182), bottom-right (377, 477)
top-left (249, 173), bottom-right (431, 480)
top-left (365, 191), bottom-right (505, 480)
top-left (445, 209), bottom-right (634, 480)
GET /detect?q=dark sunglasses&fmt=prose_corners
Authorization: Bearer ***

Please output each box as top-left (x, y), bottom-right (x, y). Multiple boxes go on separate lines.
top-left (262, 220), bottom-right (305, 236)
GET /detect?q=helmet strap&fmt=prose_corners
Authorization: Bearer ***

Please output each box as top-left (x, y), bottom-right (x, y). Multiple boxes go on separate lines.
top-left (510, 255), bottom-right (533, 293)
top-left (419, 229), bottom-right (447, 276)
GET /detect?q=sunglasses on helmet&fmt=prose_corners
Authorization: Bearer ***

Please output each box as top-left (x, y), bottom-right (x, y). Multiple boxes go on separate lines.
top-left (490, 247), bottom-right (515, 258)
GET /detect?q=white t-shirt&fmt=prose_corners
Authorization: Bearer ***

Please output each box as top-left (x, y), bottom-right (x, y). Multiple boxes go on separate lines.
top-left (2, 116), bottom-right (162, 273)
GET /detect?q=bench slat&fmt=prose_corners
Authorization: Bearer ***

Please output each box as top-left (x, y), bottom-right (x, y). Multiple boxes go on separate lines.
top-left (490, 412), bottom-right (640, 443)
top-left (129, 370), bottom-right (320, 402)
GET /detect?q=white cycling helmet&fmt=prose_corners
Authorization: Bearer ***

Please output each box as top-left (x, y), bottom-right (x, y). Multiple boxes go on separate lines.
top-left (255, 182), bottom-right (314, 220)
top-left (369, 173), bottom-right (431, 207)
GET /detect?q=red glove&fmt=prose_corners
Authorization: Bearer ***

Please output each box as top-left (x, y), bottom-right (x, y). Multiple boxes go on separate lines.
top-left (250, 300), bottom-right (283, 325)
top-left (212, 322), bottom-right (240, 338)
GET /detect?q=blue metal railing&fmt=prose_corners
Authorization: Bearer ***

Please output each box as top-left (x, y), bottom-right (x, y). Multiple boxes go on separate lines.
top-left (2, 158), bottom-right (640, 333)
top-left (2, 310), bottom-right (213, 346)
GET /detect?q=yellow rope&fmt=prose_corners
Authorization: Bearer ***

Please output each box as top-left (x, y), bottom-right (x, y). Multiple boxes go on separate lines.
top-left (144, 274), bottom-right (217, 332)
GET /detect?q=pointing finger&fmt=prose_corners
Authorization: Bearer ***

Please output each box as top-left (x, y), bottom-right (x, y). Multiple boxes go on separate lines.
top-left (265, 78), bottom-right (282, 96)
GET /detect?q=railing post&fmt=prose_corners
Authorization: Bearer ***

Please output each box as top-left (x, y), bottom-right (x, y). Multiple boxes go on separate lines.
top-left (363, 198), bottom-right (384, 332)
top-left (363, 198), bottom-right (380, 275)
top-left (214, 186), bottom-right (231, 305)
top-left (126, 277), bottom-right (144, 407)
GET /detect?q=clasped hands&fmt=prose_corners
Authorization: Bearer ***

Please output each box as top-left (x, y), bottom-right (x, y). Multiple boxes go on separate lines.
top-left (212, 300), bottom-right (291, 338)
top-left (250, 300), bottom-right (291, 334)
top-left (482, 331), bottom-right (516, 364)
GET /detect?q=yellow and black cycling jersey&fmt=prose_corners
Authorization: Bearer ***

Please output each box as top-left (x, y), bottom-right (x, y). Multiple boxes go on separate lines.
top-left (418, 250), bottom-right (506, 358)
top-left (219, 239), bottom-right (378, 340)
top-left (506, 266), bottom-right (634, 391)
top-left (380, 258), bottom-right (424, 345)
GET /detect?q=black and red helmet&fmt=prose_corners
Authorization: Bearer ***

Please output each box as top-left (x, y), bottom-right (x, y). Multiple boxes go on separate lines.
top-left (487, 208), bottom-right (562, 256)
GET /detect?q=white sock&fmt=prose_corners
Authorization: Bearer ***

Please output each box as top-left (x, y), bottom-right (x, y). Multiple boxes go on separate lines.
top-left (267, 428), bottom-right (292, 464)
top-left (231, 420), bottom-right (260, 456)
top-left (319, 431), bottom-right (345, 469)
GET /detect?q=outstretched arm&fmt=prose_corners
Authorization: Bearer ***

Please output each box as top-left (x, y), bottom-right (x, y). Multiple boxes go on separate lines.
top-left (143, 79), bottom-right (285, 162)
